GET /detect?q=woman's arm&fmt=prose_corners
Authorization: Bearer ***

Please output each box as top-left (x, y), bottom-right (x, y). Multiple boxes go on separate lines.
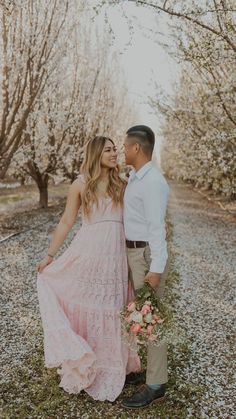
top-left (37, 178), bottom-right (83, 273)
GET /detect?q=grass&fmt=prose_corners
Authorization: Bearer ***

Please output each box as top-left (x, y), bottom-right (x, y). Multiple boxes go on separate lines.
top-left (0, 183), bottom-right (69, 210)
top-left (0, 194), bottom-right (28, 204)
top-left (0, 220), bottom-right (204, 419)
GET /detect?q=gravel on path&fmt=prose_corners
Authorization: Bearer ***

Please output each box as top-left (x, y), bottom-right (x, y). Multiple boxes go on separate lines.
top-left (168, 181), bottom-right (236, 418)
top-left (0, 181), bottom-right (235, 418)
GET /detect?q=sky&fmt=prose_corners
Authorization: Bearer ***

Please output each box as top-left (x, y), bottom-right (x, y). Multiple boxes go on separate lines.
top-left (93, 1), bottom-right (180, 161)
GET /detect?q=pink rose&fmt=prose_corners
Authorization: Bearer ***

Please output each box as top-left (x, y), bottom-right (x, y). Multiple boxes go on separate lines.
top-left (141, 304), bottom-right (151, 315)
top-left (127, 302), bottom-right (136, 312)
top-left (147, 325), bottom-right (154, 335)
top-left (130, 323), bottom-right (142, 334)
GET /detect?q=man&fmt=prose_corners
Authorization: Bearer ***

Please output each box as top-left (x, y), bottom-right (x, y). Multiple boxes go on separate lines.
top-left (122, 125), bottom-right (170, 409)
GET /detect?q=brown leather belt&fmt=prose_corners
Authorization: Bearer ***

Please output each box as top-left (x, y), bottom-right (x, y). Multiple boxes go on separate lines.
top-left (126, 240), bottom-right (148, 248)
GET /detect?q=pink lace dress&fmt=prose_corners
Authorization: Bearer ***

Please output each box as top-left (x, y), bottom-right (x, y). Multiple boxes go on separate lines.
top-left (37, 191), bottom-right (141, 402)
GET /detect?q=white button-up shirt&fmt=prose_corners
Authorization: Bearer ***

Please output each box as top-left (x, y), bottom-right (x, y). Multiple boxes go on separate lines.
top-left (124, 161), bottom-right (169, 273)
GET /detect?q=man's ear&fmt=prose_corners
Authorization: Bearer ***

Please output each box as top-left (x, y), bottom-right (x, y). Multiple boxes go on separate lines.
top-left (135, 143), bottom-right (140, 153)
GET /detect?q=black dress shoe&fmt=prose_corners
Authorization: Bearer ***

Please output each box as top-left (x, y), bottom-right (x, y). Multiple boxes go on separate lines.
top-left (125, 371), bottom-right (146, 386)
top-left (121, 384), bottom-right (166, 409)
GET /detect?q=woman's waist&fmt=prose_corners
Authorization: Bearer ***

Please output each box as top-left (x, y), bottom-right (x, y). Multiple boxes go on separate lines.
top-left (82, 219), bottom-right (123, 227)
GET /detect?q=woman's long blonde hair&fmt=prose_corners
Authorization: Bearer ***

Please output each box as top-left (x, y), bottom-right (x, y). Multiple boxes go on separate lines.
top-left (80, 136), bottom-right (126, 218)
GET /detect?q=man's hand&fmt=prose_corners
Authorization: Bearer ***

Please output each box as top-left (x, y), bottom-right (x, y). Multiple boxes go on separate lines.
top-left (144, 272), bottom-right (161, 290)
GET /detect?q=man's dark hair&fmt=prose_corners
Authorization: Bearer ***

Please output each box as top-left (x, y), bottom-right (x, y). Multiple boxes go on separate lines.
top-left (126, 125), bottom-right (155, 156)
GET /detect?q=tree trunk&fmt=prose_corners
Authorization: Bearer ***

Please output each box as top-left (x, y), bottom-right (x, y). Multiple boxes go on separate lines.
top-left (20, 176), bottom-right (26, 186)
top-left (37, 175), bottom-right (49, 209)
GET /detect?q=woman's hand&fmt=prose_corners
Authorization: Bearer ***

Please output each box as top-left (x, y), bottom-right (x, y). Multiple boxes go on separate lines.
top-left (37, 255), bottom-right (53, 273)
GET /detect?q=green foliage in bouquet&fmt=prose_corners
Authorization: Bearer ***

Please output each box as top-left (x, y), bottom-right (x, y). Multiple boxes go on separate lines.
top-left (120, 283), bottom-right (171, 354)
top-left (135, 282), bottom-right (166, 313)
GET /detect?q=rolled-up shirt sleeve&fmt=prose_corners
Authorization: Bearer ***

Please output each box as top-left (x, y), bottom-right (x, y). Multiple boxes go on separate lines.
top-left (142, 178), bottom-right (169, 273)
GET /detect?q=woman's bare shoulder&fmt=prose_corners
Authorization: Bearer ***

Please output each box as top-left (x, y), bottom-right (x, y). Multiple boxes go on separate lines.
top-left (76, 173), bottom-right (86, 184)
top-left (70, 175), bottom-right (85, 194)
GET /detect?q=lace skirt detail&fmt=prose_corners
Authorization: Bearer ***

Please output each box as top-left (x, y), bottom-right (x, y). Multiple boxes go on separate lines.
top-left (37, 220), bottom-right (141, 401)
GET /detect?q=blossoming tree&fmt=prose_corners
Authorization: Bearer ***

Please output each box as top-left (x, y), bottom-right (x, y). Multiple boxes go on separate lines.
top-left (0, 0), bottom-right (69, 178)
top-left (7, 4), bottom-right (136, 207)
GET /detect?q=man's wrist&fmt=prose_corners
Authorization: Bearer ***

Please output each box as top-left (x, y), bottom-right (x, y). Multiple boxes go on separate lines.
top-left (149, 271), bottom-right (161, 276)
top-left (47, 253), bottom-right (54, 259)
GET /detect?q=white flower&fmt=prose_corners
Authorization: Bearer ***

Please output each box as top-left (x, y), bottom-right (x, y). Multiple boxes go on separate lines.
top-left (130, 311), bottom-right (143, 323)
top-left (144, 313), bottom-right (153, 323)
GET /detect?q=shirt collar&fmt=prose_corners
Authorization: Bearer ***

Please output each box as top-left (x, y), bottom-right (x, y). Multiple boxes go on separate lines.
top-left (129, 161), bottom-right (153, 182)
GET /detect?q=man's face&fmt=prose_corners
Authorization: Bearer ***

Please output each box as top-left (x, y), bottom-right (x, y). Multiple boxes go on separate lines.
top-left (123, 135), bottom-right (138, 165)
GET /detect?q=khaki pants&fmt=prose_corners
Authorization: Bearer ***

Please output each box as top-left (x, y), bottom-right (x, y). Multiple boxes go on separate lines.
top-left (127, 245), bottom-right (168, 385)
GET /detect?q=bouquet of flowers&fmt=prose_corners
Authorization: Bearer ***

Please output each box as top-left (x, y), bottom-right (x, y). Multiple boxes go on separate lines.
top-left (121, 283), bottom-right (168, 349)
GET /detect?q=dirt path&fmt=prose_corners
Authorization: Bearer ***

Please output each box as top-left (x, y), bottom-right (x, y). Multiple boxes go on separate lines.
top-left (168, 181), bottom-right (236, 418)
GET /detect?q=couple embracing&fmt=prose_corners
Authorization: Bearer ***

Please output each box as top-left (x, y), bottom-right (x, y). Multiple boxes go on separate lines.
top-left (37, 125), bottom-right (169, 409)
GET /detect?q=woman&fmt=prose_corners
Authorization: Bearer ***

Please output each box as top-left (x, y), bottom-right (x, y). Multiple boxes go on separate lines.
top-left (37, 136), bottom-right (140, 402)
